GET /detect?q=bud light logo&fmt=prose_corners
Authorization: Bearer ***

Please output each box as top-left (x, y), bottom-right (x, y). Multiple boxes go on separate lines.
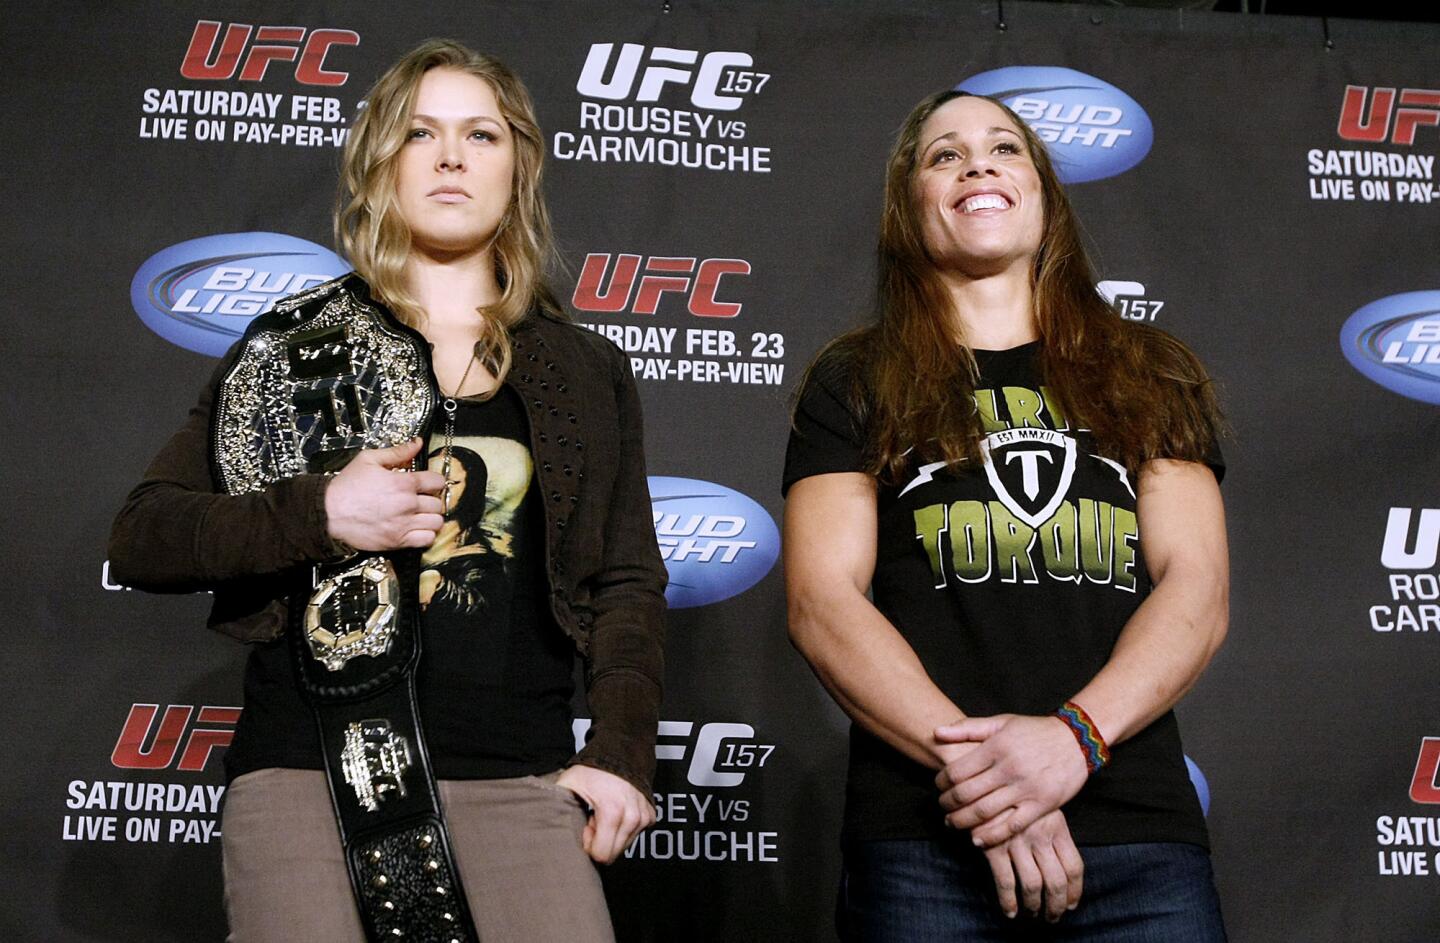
top-left (1340, 291), bottom-right (1440, 405)
top-left (649, 476), bottom-right (779, 608)
top-left (955, 67), bottom-right (1153, 183)
top-left (131, 232), bottom-right (350, 356)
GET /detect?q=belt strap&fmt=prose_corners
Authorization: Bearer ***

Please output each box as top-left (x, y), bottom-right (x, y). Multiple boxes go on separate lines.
top-left (293, 553), bottom-right (479, 943)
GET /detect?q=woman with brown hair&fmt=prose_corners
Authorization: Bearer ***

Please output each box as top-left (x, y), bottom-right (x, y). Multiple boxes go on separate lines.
top-left (783, 90), bottom-right (1228, 940)
top-left (110, 39), bottom-right (664, 942)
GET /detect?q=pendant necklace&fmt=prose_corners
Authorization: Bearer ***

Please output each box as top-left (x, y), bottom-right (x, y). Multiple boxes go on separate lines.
top-left (439, 353), bottom-right (477, 517)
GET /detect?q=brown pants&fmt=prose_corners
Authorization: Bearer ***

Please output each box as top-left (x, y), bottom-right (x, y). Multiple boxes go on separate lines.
top-left (221, 768), bottom-right (615, 943)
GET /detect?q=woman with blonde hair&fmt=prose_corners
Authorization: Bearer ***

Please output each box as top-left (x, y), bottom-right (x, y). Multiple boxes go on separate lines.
top-left (784, 89), bottom-right (1228, 940)
top-left (111, 39), bottom-right (664, 942)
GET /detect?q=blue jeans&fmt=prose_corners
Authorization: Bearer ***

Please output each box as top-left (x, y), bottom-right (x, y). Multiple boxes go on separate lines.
top-left (839, 839), bottom-right (1226, 942)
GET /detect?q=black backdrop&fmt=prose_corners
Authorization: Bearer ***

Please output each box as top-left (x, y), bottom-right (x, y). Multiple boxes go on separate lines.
top-left (4, 2), bottom-right (1440, 940)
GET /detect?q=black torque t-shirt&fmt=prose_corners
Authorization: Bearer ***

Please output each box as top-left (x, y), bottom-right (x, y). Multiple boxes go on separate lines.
top-left (783, 342), bottom-right (1218, 848)
top-left (225, 385), bottom-right (576, 782)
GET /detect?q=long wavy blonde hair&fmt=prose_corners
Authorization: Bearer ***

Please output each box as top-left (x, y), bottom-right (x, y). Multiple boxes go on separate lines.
top-left (336, 39), bottom-right (563, 386)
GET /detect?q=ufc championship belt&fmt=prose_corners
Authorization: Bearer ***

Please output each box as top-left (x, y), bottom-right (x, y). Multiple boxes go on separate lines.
top-left (212, 275), bottom-right (479, 943)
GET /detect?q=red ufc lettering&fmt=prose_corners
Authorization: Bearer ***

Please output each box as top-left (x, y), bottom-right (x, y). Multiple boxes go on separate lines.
top-left (689, 259), bottom-right (750, 318)
top-left (1337, 85), bottom-right (1440, 145)
top-left (1411, 737), bottom-right (1440, 804)
top-left (633, 258), bottom-right (695, 315)
top-left (572, 254), bottom-right (748, 316)
top-left (574, 254), bottom-right (643, 312)
top-left (181, 21), bottom-right (358, 86)
top-left (111, 704), bottom-right (242, 772)
top-left (1393, 89), bottom-right (1440, 146)
top-left (1337, 85), bottom-right (1395, 142)
top-left (295, 30), bottom-right (360, 86)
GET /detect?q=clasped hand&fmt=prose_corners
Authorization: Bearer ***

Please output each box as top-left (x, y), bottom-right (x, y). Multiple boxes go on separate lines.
top-left (324, 439), bottom-right (447, 551)
top-left (934, 713), bottom-right (1090, 847)
top-left (933, 717), bottom-right (1090, 922)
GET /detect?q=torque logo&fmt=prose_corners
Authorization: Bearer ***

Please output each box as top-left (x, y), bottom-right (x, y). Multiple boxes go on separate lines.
top-left (577, 43), bottom-right (767, 111)
top-left (649, 477), bottom-right (780, 608)
top-left (1340, 291), bottom-right (1440, 404)
top-left (573, 254), bottom-right (750, 317)
top-left (111, 704), bottom-right (241, 773)
top-left (956, 67), bottom-right (1152, 183)
top-left (1340, 86), bottom-right (1440, 146)
top-left (181, 21), bottom-right (359, 86)
top-left (131, 232), bottom-right (350, 356)
top-left (980, 428), bottom-right (1077, 529)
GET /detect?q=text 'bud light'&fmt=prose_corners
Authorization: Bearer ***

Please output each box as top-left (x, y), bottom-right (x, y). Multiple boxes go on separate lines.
top-left (1340, 291), bottom-right (1440, 405)
top-left (131, 232), bottom-right (350, 356)
top-left (955, 66), bottom-right (1153, 183)
top-left (649, 476), bottom-right (780, 608)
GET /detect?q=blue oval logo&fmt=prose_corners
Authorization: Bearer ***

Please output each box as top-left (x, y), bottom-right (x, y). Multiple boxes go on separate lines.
top-left (131, 232), bottom-right (350, 356)
top-left (1340, 291), bottom-right (1440, 405)
top-left (955, 67), bottom-right (1153, 183)
top-left (649, 476), bottom-right (780, 609)
top-left (1184, 755), bottom-right (1211, 817)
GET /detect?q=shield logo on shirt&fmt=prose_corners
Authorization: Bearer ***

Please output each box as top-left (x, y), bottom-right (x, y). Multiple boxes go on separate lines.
top-left (979, 428), bottom-right (1076, 528)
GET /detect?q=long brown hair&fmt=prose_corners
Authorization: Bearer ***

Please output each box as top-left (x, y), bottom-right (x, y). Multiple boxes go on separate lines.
top-left (335, 39), bottom-right (563, 387)
top-left (820, 90), bottom-right (1223, 482)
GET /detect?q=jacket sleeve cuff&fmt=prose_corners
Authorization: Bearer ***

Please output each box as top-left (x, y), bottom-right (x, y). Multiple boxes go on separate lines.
top-left (298, 472), bottom-right (356, 563)
top-left (570, 666), bottom-right (662, 797)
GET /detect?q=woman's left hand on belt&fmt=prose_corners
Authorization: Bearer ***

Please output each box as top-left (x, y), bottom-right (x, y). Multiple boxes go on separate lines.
top-left (933, 714), bottom-right (1090, 848)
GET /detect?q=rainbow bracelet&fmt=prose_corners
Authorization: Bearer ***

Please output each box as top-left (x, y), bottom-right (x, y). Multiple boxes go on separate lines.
top-left (1055, 701), bottom-right (1110, 775)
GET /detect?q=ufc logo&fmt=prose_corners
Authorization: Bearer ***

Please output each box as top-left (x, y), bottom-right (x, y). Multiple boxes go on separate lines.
top-left (181, 21), bottom-right (360, 86)
top-left (576, 43), bottom-right (766, 112)
top-left (573, 254), bottom-right (750, 317)
top-left (1413, 738), bottom-right (1440, 804)
top-left (572, 719), bottom-right (773, 787)
top-left (1382, 508), bottom-right (1440, 569)
top-left (111, 704), bottom-right (241, 772)
top-left (1338, 85), bottom-right (1440, 146)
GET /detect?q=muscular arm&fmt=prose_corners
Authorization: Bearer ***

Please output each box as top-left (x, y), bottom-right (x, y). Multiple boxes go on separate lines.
top-left (1070, 459), bottom-right (1229, 741)
top-left (786, 470), bottom-right (1086, 919)
top-left (784, 471), bottom-right (965, 770)
top-left (937, 459), bottom-right (1229, 843)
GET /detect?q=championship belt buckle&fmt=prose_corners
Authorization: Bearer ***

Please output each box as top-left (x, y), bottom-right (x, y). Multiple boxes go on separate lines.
top-left (341, 719), bottom-right (412, 813)
top-left (212, 285), bottom-right (434, 496)
top-left (211, 279), bottom-right (478, 942)
top-left (305, 559), bottom-right (401, 671)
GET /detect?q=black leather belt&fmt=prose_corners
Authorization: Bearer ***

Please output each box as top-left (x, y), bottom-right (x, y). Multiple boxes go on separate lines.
top-left (293, 553), bottom-right (478, 943)
top-left (211, 275), bottom-right (480, 942)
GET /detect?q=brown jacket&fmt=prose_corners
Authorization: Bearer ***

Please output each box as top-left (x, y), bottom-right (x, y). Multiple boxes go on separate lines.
top-left (109, 276), bottom-right (667, 794)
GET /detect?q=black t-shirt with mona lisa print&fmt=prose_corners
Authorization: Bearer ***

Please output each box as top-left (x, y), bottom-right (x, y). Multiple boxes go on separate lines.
top-left (223, 385), bottom-right (575, 782)
top-left (415, 385), bottom-right (576, 778)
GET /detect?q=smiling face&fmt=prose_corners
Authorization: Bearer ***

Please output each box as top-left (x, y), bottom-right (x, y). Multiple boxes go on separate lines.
top-left (394, 68), bottom-right (515, 260)
top-left (911, 96), bottom-right (1044, 279)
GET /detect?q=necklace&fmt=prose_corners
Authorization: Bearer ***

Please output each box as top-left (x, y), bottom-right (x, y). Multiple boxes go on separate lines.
top-left (439, 354), bottom-right (477, 517)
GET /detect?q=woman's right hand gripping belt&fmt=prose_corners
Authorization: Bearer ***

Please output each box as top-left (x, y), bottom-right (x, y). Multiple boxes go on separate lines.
top-left (324, 438), bottom-right (447, 551)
